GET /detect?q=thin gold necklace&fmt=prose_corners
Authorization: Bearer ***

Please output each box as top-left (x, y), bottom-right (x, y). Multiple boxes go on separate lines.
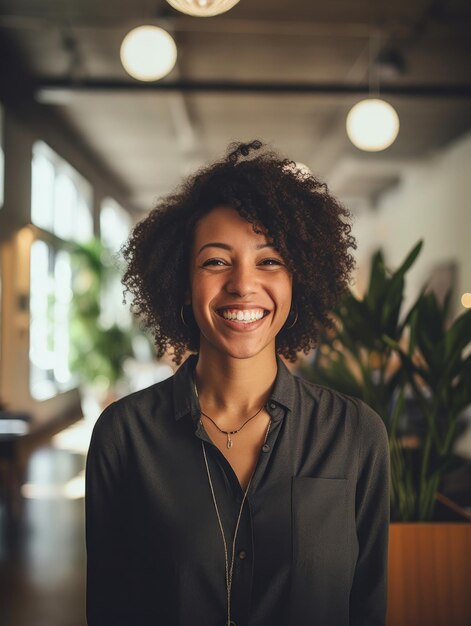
top-left (193, 374), bottom-right (265, 449)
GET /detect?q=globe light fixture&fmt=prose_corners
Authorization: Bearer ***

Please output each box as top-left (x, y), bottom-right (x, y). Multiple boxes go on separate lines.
top-left (346, 98), bottom-right (400, 151)
top-left (461, 293), bottom-right (471, 309)
top-left (165, 0), bottom-right (240, 17)
top-left (120, 26), bottom-right (177, 81)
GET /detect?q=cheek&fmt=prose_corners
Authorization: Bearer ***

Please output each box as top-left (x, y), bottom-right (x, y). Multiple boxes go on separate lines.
top-left (277, 277), bottom-right (293, 306)
top-left (191, 275), bottom-right (215, 308)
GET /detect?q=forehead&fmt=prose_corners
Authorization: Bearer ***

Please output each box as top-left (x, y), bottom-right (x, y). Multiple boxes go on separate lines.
top-left (192, 205), bottom-right (269, 244)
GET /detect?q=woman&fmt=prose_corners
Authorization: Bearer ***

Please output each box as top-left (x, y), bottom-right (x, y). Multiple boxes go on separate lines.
top-left (85, 140), bottom-right (390, 626)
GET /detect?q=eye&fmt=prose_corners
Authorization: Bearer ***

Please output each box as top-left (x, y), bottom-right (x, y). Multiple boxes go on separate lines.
top-left (201, 257), bottom-right (284, 268)
top-left (202, 258), bottom-right (226, 267)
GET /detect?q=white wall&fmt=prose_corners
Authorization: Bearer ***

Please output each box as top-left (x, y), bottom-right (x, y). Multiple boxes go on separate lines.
top-left (351, 130), bottom-right (471, 320)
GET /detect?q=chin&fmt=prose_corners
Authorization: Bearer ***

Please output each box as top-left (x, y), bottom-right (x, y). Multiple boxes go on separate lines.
top-left (222, 347), bottom-right (264, 360)
top-left (202, 335), bottom-right (276, 361)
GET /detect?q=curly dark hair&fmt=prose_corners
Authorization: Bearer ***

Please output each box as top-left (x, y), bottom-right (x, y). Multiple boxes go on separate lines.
top-left (121, 140), bottom-right (357, 365)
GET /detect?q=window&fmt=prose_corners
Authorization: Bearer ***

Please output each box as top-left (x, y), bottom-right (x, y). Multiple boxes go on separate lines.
top-left (30, 241), bottom-right (75, 399)
top-left (100, 197), bottom-right (131, 253)
top-left (29, 142), bottom-right (93, 399)
top-left (99, 197), bottom-right (132, 330)
top-left (31, 141), bottom-right (93, 242)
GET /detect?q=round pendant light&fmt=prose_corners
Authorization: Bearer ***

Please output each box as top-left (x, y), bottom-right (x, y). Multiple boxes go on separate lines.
top-left (461, 293), bottom-right (471, 309)
top-left (346, 98), bottom-right (400, 152)
top-left (120, 26), bottom-right (177, 81)
top-left (165, 0), bottom-right (240, 17)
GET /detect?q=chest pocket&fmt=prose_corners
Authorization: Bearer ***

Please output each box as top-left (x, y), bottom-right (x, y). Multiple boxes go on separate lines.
top-left (289, 476), bottom-right (353, 626)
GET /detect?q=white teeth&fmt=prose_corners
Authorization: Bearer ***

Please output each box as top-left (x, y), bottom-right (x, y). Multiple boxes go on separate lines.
top-left (220, 309), bottom-right (265, 322)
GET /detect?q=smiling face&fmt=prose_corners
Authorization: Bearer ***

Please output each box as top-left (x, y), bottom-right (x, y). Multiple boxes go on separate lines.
top-left (187, 205), bottom-right (293, 361)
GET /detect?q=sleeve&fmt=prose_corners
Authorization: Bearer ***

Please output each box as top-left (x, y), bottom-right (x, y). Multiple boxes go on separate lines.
top-left (349, 401), bottom-right (390, 626)
top-left (85, 403), bottom-right (131, 626)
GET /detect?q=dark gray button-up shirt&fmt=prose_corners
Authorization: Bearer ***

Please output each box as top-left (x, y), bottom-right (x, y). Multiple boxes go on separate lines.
top-left (85, 353), bottom-right (390, 626)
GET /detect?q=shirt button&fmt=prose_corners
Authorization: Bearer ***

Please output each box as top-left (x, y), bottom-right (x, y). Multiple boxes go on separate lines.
top-left (269, 401), bottom-right (277, 410)
top-left (238, 550), bottom-right (247, 559)
top-left (262, 444), bottom-right (270, 452)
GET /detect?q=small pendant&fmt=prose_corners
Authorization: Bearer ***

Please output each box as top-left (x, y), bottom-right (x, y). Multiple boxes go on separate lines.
top-left (227, 434), bottom-right (232, 449)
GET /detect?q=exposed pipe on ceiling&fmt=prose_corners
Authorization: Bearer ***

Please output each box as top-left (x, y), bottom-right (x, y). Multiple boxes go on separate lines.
top-left (35, 79), bottom-right (471, 100)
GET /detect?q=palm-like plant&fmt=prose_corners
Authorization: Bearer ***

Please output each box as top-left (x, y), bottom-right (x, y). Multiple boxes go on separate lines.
top-left (300, 240), bottom-right (471, 521)
top-left (384, 289), bottom-right (471, 520)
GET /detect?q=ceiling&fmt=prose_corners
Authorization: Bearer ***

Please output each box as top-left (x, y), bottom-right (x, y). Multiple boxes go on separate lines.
top-left (0, 0), bottom-right (470, 214)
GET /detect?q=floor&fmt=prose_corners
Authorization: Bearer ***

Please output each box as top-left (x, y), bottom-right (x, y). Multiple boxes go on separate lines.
top-left (0, 443), bottom-right (88, 626)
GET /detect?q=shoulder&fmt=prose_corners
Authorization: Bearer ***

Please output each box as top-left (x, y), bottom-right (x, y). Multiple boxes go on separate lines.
top-left (295, 374), bottom-right (388, 444)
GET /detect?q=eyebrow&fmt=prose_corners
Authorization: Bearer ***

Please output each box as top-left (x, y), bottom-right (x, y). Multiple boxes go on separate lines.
top-left (197, 242), bottom-right (276, 255)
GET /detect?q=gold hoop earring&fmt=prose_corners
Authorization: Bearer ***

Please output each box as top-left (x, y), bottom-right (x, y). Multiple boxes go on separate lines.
top-left (285, 307), bottom-right (298, 329)
top-left (180, 304), bottom-right (190, 328)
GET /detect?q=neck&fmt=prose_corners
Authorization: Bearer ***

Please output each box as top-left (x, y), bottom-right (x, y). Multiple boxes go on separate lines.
top-left (193, 344), bottom-right (278, 419)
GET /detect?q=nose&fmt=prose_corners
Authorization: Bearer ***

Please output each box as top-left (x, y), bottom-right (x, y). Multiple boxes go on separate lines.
top-left (224, 261), bottom-right (258, 298)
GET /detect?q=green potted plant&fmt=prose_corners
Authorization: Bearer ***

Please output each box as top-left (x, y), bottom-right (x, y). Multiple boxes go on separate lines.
top-left (384, 287), bottom-right (471, 521)
top-left (299, 240), bottom-right (471, 624)
top-left (69, 237), bottom-right (141, 406)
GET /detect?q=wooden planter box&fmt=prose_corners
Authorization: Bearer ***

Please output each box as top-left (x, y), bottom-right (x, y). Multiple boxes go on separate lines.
top-left (387, 523), bottom-right (471, 626)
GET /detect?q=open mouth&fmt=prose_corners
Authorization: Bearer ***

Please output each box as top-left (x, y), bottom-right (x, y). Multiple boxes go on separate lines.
top-left (216, 309), bottom-right (270, 324)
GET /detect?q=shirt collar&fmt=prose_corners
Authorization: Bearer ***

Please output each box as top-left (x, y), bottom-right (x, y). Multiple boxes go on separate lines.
top-left (172, 352), bottom-right (295, 422)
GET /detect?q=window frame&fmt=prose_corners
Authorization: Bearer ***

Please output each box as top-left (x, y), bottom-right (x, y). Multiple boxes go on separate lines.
top-left (29, 141), bottom-right (94, 400)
